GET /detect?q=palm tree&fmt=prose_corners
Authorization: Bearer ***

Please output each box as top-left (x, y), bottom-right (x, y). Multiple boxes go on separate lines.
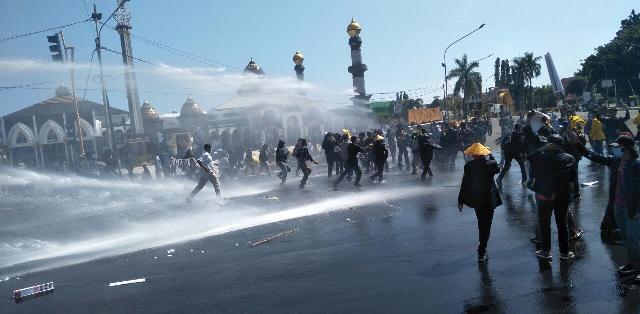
top-left (520, 52), bottom-right (542, 109)
top-left (446, 54), bottom-right (482, 116)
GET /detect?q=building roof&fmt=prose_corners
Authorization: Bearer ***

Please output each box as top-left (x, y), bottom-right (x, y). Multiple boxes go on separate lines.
top-left (3, 85), bottom-right (128, 119)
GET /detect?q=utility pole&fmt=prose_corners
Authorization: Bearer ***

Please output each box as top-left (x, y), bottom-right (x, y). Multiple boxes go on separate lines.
top-left (92, 4), bottom-right (122, 175)
top-left (59, 32), bottom-right (85, 156)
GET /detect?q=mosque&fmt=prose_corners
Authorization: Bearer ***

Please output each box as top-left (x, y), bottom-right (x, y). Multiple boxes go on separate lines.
top-left (0, 19), bottom-right (371, 168)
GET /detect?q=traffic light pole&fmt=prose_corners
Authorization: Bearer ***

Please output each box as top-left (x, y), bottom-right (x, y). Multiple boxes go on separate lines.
top-left (59, 32), bottom-right (85, 156)
top-left (92, 4), bottom-right (122, 175)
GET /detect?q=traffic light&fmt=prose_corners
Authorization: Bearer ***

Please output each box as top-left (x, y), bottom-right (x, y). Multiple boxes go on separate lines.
top-left (47, 34), bottom-right (64, 62)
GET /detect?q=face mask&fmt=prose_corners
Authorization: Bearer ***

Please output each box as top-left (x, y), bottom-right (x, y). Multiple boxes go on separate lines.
top-left (611, 147), bottom-right (624, 157)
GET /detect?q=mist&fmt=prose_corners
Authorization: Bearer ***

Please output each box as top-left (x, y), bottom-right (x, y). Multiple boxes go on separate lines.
top-left (0, 167), bottom-right (444, 278)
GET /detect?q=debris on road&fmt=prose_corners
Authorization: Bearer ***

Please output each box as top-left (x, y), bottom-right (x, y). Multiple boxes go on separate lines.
top-left (13, 282), bottom-right (55, 302)
top-left (248, 229), bottom-right (299, 247)
top-left (108, 278), bottom-right (145, 287)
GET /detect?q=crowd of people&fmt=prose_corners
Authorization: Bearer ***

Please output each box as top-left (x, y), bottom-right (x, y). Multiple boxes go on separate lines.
top-left (5, 104), bottom-right (640, 283)
top-left (459, 106), bottom-right (640, 286)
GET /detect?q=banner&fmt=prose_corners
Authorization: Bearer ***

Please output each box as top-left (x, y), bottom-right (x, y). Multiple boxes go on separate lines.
top-left (407, 108), bottom-right (443, 124)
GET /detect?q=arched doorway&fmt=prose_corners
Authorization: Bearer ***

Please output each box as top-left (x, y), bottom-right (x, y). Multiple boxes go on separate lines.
top-left (39, 120), bottom-right (66, 168)
top-left (220, 129), bottom-right (231, 149)
top-left (209, 129), bottom-right (221, 148)
top-left (231, 128), bottom-right (242, 148)
top-left (8, 122), bottom-right (37, 167)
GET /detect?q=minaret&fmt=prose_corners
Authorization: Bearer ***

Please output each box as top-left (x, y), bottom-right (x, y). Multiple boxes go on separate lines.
top-left (293, 51), bottom-right (305, 81)
top-left (115, 0), bottom-right (143, 134)
top-left (347, 18), bottom-right (370, 107)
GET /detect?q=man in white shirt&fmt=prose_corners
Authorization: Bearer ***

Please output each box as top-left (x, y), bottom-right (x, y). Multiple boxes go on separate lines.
top-left (187, 144), bottom-right (221, 203)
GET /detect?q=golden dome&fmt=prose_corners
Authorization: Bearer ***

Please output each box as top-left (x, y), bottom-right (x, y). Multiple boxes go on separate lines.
top-left (141, 101), bottom-right (160, 120)
top-left (347, 18), bottom-right (361, 36)
top-left (293, 51), bottom-right (304, 64)
top-left (180, 96), bottom-right (204, 117)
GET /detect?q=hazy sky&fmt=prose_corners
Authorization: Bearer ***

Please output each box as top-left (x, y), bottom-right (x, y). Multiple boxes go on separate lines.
top-left (0, 0), bottom-right (637, 116)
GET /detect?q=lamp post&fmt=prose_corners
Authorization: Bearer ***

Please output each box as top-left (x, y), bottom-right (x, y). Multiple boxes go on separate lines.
top-left (442, 23), bottom-right (485, 119)
top-left (91, 1), bottom-right (128, 175)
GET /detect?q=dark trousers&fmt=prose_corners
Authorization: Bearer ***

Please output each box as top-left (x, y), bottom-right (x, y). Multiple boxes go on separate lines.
top-left (421, 159), bottom-right (433, 179)
top-left (389, 146), bottom-right (397, 162)
top-left (538, 199), bottom-right (570, 254)
top-left (497, 152), bottom-right (527, 182)
top-left (370, 160), bottom-right (386, 182)
top-left (190, 174), bottom-right (221, 198)
top-left (397, 147), bottom-right (409, 167)
top-left (334, 162), bottom-right (362, 186)
top-left (474, 208), bottom-right (494, 255)
top-left (299, 162), bottom-right (312, 188)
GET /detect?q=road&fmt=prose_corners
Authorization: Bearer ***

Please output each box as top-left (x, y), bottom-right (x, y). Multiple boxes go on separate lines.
top-left (1, 117), bottom-right (639, 313)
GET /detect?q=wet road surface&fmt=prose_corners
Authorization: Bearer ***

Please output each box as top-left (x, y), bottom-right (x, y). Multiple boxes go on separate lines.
top-left (1, 156), bottom-right (639, 313)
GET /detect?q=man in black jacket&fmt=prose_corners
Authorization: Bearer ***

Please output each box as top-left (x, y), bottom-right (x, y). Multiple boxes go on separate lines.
top-left (496, 123), bottom-right (527, 191)
top-left (369, 135), bottom-right (389, 183)
top-left (275, 140), bottom-right (291, 184)
top-left (458, 143), bottom-right (502, 263)
top-left (333, 136), bottom-right (363, 188)
top-left (296, 139), bottom-right (318, 189)
top-left (528, 134), bottom-right (576, 261)
top-left (322, 133), bottom-right (339, 179)
top-left (419, 132), bottom-right (440, 181)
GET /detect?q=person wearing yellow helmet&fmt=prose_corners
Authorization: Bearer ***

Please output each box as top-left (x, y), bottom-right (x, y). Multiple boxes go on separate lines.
top-left (458, 142), bottom-right (502, 263)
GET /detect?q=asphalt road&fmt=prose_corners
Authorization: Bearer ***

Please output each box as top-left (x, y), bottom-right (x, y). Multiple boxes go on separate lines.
top-left (2, 115), bottom-right (640, 313)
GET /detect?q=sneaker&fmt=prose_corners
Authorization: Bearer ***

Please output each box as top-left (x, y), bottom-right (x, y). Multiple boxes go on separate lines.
top-left (535, 250), bottom-right (552, 260)
top-left (560, 251), bottom-right (575, 260)
top-left (618, 263), bottom-right (637, 275)
top-left (478, 253), bottom-right (489, 263)
top-left (529, 236), bottom-right (541, 244)
top-left (570, 230), bottom-right (583, 241)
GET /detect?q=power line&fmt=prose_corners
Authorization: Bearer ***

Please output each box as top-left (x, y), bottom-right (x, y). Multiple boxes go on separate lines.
top-left (0, 79), bottom-right (69, 90)
top-left (102, 46), bottom-right (157, 66)
top-left (99, 21), bottom-right (239, 71)
top-left (0, 18), bottom-right (91, 42)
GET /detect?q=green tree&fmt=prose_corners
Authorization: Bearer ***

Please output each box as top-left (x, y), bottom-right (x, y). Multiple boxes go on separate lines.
top-left (576, 10), bottom-right (640, 101)
top-left (519, 52), bottom-right (543, 109)
top-left (494, 57), bottom-right (501, 88)
top-left (446, 54), bottom-right (483, 115)
top-left (511, 56), bottom-right (526, 111)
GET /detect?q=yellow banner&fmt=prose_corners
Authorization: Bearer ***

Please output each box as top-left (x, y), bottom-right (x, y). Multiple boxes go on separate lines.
top-left (407, 108), bottom-right (444, 124)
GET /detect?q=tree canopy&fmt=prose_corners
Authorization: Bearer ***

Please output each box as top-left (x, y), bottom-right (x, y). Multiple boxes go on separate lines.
top-left (576, 10), bottom-right (640, 101)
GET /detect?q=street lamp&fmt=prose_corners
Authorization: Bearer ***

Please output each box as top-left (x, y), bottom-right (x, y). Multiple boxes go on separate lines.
top-left (91, 1), bottom-right (129, 175)
top-left (442, 23), bottom-right (486, 119)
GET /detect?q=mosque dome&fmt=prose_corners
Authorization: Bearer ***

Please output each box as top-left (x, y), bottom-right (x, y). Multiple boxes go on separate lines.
top-left (243, 58), bottom-right (265, 75)
top-left (141, 101), bottom-right (160, 120)
top-left (55, 84), bottom-right (72, 97)
top-left (347, 18), bottom-right (361, 36)
top-left (180, 96), bottom-right (204, 117)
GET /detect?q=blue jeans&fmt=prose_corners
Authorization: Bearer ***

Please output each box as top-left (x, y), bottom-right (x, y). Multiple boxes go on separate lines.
top-left (615, 207), bottom-right (640, 265)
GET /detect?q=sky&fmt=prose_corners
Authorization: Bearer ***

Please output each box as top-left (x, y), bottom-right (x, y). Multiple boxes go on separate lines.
top-left (0, 0), bottom-right (637, 116)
